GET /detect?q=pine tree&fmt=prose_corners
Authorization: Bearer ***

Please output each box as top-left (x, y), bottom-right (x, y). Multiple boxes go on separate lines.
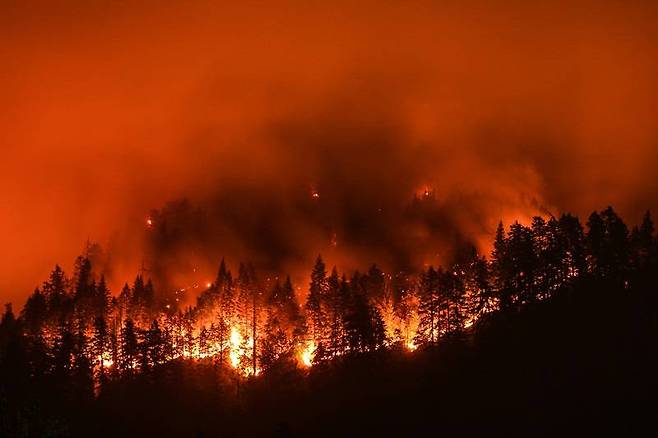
top-left (118, 283), bottom-right (131, 322)
top-left (0, 304), bottom-right (30, 403)
top-left (463, 249), bottom-right (494, 321)
top-left (131, 275), bottom-right (154, 324)
top-left (282, 276), bottom-right (303, 340)
top-left (0, 304), bottom-right (16, 345)
top-left (213, 312), bottom-right (230, 367)
top-left (444, 266), bottom-right (467, 335)
top-left (92, 316), bottom-right (109, 386)
top-left (326, 268), bottom-right (346, 357)
top-left (532, 216), bottom-right (565, 298)
top-left (558, 213), bottom-right (587, 281)
top-left (199, 326), bottom-right (210, 358)
top-left (73, 256), bottom-right (93, 302)
top-left (43, 265), bottom-right (71, 325)
top-left (259, 309), bottom-right (289, 371)
top-left (182, 308), bottom-right (196, 357)
top-left (507, 222), bottom-right (537, 305)
top-left (71, 321), bottom-right (94, 401)
top-left (491, 221), bottom-right (513, 310)
top-left (343, 273), bottom-right (387, 353)
top-left (586, 211), bottom-right (605, 277)
top-left (142, 319), bottom-right (165, 370)
top-left (305, 255), bottom-right (328, 344)
top-left (236, 264), bottom-right (261, 374)
top-left (390, 273), bottom-right (417, 348)
top-left (19, 291), bottom-right (50, 378)
top-left (415, 267), bottom-right (441, 346)
top-left (587, 207), bottom-right (629, 281)
top-left (630, 210), bottom-right (656, 271)
top-left (120, 318), bottom-right (139, 374)
top-left (21, 288), bottom-right (47, 336)
top-left (601, 206), bottom-right (630, 281)
top-left (94, 275), bottom-right (111, 319)
top-left (53, 321), bottom-right (75, 377)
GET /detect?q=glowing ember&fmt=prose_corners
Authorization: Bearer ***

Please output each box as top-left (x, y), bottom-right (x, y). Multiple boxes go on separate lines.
top-left (406, 341), bottom-right (417, 351)
top-left (146, 217), bottom-right (153, 227)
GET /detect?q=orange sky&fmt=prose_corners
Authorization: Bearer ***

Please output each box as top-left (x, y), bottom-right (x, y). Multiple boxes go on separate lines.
top-left (2, 0), bottom-right (658, 307)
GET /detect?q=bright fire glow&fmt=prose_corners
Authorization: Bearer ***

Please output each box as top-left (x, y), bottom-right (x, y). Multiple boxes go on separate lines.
top-left (300, 341), bottom-right (315, 367)
top-left (229, 327), bottom-right (242, 368)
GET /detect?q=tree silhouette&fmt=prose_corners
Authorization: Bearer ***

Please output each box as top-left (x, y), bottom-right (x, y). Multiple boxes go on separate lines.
top-left (119, 318), bottom-right (139, 374)
top-left (415, 267), bottom-right (441, 346)
top-left (3, 205), bottom-right (658, 436)
top-left (92, 316), bottom-right (109, 387)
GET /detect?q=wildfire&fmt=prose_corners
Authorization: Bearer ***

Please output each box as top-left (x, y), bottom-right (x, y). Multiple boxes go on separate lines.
top-left (146, 217), bottom-right (153, 227)
top-left (99, 353), bottom-right (114, 368)
top-left (300, 341), bottom-right (315, 367)
top-left (406, 341), bottom-right (417, 351)
top-left (229, 327), bottom-right (242, 369)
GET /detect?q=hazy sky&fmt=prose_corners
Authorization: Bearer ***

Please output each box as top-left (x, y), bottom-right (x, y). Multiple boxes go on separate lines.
top-left (2, 0), bottom-right (658, 306)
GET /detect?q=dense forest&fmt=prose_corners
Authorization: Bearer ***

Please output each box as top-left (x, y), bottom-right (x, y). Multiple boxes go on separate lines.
top-left (1, 206), bottom-right (657, 436)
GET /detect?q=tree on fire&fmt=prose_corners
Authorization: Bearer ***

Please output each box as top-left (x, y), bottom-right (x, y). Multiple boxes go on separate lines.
top-left (1, 207), bottom-right (658, 435)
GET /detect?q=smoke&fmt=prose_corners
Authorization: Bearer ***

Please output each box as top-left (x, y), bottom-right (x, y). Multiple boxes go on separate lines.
top-left (1, 0), bottom-right (658, 305)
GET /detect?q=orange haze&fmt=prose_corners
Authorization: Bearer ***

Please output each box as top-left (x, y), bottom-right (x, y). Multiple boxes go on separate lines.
top-left (2, 0), bottom-right (658, 306)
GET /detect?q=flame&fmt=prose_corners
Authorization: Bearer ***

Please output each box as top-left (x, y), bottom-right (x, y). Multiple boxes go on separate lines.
top-left (229, 327), bottom-right (242, 368)
top-left (300, 341), bottom-right (315, 367)
top-left (98, 353), bottom-right (114, 368)
top-left (406, 341), bottom-right (417, 351)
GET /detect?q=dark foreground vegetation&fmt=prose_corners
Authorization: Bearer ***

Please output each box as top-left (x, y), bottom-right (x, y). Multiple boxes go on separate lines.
top-left (3, 276), bottom-right (655, 437)
top-left (1, 206), bottom-right (657, 436)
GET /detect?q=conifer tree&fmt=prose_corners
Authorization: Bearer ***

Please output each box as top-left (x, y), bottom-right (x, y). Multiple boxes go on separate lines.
top-left (557, 213), bottom-right (587, 282)
top-left (21, 288), bottom-right (47, 336)
top-left (305, 255), bottom-right (328, 344)
top-left (415, 267), bottom-right (441, 346)
top-left (43, 265), bottom-right (71, 325)
top-left (630, 210), bottom-right (657, 274)
top-left (491, 221), bottom-right (513, 309)
top-left (92, 316), bottom-right (109, 385)
top-left (94, 275), bottom-right (111, 318)
top-left (120, 318), bottom-right (139, 374)
top-left (463, 250), bottom-right (494, 320)
top-left (326, 268), bottom-right (346, 356)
